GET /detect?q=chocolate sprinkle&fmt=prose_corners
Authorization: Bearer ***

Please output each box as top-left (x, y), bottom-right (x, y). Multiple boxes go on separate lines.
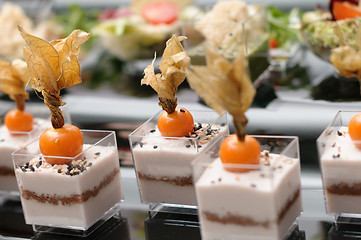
top-left (95, 152), bottom-right (100, 156)
top-left (36, 161), bottom-right (42, 168)
top-left (153, 145), bottom-right (158, 149)
top-left (180, 109), bottom-right (185, 113)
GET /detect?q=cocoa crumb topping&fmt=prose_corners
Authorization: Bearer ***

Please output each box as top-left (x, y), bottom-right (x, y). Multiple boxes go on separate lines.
top-left (20, 155), bottom-right (95, 176)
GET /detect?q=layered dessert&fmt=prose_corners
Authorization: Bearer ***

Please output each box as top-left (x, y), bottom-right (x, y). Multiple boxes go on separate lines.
top-left (129, 34), bottom-right (230, 206)
top-left (130, 110), bottom-right (228, 205)
top-left (319, 121), bottom-right (361, 214)
top-left (14, 26), bottom-right (123, 233)
top-left (194, 136), bottom-right (302, 240)
top-left (0, 118), bottom-right (50, 193)
top-left (13, 133), bottom-right (122, 229)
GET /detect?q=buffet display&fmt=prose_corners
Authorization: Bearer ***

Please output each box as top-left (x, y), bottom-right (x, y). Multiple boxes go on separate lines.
top-left (2, 0), bottom-right (361, 239)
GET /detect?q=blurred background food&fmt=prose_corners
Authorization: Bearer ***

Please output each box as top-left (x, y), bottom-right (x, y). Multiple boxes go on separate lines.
top-left (2, 0), bottom-right (361, 168)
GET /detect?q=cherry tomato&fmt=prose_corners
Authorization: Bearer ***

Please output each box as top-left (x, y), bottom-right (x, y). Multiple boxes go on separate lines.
top-left (332, 1), bottom-right (361, 20)
top-left (349, 113), bottom-right (361, 148)
top-left (157, 107), bottom-right (194, 137)
top-left (269, 38), bottom-right (278, 49)
top-left (39, 125), bottom-right (83, 165)
top-left (141, 2), bottom-right (178, 25)
top-left (219, 134), bottom-right (261, 173)
top-left (4, 109), bottom-right (33, 133)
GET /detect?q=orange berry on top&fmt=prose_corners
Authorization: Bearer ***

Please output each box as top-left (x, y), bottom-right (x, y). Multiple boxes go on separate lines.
top-left (219, 134), bottom-right (261, 173)
top-left (349, 113), bottom-right (361, 149)
top-left (5, 109), bottom-right (33, 133)
top-left (157, 107), bottom-right (194, 137)
top-left (39, 125), bottom-right (84, 165)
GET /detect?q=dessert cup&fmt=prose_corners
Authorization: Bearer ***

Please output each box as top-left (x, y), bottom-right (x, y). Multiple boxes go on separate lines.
top-left (0, 107), bottom-right (70, 200)
top-left (192, 135), bottom-right (302, 240)
top-left (182, 5), bottom-right (269, 82)
top-left (12, 130), bottom-right (123, 237)
top-left (128, 109), bottom-right (228, 214)
top-left (317, 111), bottom-right (361, 225)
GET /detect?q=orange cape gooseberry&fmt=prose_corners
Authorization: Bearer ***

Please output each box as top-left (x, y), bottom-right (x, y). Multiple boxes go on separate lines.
top-left (349, 113), bottom-right (361, 149)
top-left (39, 125), bottom-right (84, 165)
top-left (157, 107), bottom-right (194, 137)
top-left (5, 109), bottom-right (33, 133)
top-left (219, 134), bottom-right (261, 173)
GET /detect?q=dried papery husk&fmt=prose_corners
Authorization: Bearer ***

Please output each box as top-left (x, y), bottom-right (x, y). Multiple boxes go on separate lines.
top-left (330, 23), bottom-right (361, 93)
top-left (141, 34), bottom-right (190, 113)
top-left (19, 26), bottom-right (90, 128)
top-left (186, 47), bottom-right (255, 141)
top-left (0, 59), bottom-right (29, 111)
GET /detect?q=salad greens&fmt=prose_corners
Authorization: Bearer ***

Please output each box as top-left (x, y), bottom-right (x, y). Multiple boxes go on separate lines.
top-left (267, 6), bottom-right (303, 50)
top-left (52, 4), bottom-right (100, 50)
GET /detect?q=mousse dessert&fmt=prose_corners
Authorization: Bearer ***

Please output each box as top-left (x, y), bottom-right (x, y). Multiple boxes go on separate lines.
top-left (12, 27), bottom-right (122, 232)
top-left (13, 131), bottom-right (122, 229)
top-left (130, 110), bottom-right (228, 205)
top-left (0, 117), bottom-right (50, 192)
top-left (187, 47), bottom-right (302, 239)
top-left (194, 136), bottom-right (301, 240)
top-left (318, 111), bottom-right (361, 215)
top-left (317, 9), bottom-right (361, 215)
top-left (129, 35), bottom-right (228, 206)
top-left (0, 58), bottom-right (50, 193)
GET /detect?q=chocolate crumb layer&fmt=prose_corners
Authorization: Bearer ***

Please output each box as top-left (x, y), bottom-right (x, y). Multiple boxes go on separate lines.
top-left (327, 182), bottom-right (361, 196)
top-left (203, 211), bottom-right (269, 228)
top-left (0, 166), bottom-right (15, 176)
top-left (20, 168), bottom-right (120, 206)
top-left (203, 187), bottom-right (300, 227)
top-left (138, 172), bottom-right (192, 186)
top-left (277, 187), bottom-right (301, 224)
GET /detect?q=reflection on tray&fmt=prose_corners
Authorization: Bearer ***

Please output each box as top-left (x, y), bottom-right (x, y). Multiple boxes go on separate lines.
top-left (144, 210), bottom-right (306, 240)
top-left (329, 216), bottom-right (361, 240)
top-left (33, 215), bottom-right (130, 240)
top-left (145, 210), bottom-right (200, 240)
top-left (0, 199), bottom-right (131, 240)
top-left (0, 199), bottom-right (33, 238)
